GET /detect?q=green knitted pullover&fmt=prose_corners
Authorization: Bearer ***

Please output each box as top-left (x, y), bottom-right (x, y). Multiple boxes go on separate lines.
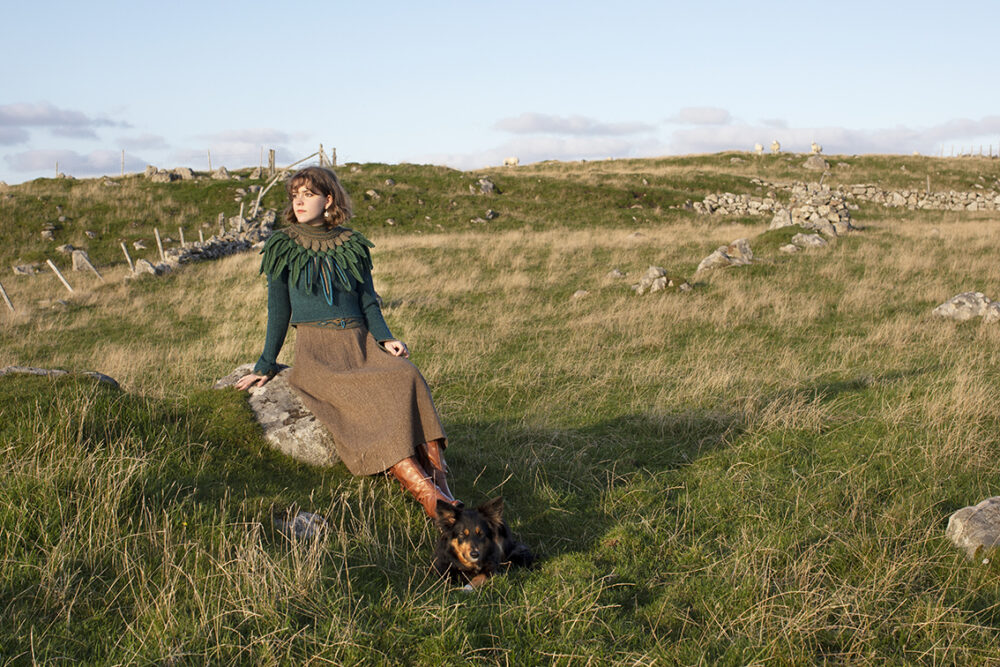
top-left (252, 224), bottom-right (395, 376)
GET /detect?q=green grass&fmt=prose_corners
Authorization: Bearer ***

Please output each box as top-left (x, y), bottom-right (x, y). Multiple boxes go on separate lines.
top-left (2, 153), bottom-right (1000, 663)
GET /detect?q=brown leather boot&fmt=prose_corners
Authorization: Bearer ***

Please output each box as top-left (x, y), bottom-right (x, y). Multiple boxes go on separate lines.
top-left (390, 457), bottom-right (452, 519)
top-left (417, 439), bottom-right (458, 505)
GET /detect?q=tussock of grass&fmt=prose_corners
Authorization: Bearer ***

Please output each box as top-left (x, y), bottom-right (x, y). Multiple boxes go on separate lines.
top-left (3, 154), bottom-right (1000, 662)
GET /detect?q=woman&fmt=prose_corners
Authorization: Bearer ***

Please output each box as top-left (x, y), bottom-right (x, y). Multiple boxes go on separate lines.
top-left (235, 166), bottom-right (459, 518)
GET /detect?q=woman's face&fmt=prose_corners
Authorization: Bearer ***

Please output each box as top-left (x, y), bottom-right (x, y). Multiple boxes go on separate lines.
top-left (291, 183), bottom-right (333, 224)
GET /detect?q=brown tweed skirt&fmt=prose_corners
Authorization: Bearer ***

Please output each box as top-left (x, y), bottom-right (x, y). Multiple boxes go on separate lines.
top-left (288, 324), bottom-right (446, 476)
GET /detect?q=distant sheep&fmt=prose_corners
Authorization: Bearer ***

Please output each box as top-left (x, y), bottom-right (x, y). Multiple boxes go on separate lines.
top-left (770, 140), bottom-right (781, 154)
top-left (502, 156), bottom-right (519, 167)
top-left (810, 142), bottom-right (823, 154)
top-left (753, 143), bottom-right (764, 155)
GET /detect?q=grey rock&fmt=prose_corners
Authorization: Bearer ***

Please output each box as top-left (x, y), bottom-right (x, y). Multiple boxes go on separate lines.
top-left (803, 155), bottom-right (830, 171)
top-left (571, 290), bottom-right (589, 299)
top-left (274, 510), bottom-right (328, 540)
top-left (41, 230), bottom-right (55, 241)
top-left (606, 268), bottom-right (625, 278)
top-left (56, 244), bottom-right (76, 254)
top-left (365, 189), bottom-right (380, 200)
top-left (475, 178), bottom-right (495, 195)
top-left (769, 209), bottom-right (794, 229)
top-left (932, 292), bottom-right (991, 321)
top-left (144, 165), bottom-right (157, 177)
top-left (133, 259), bottom-right (159, 275)
top-left (695, 238), bottom-right (753, 274)
top-left (150, 171), bottom-right (175, 183)
top-left (133, 240), bottom-right (148, 250)
top-left (779, 244), bottom-right (799, 254)
top-left (12, 264), bottom-right (38, 275)
top-left (0, 365), bottom-right (119, 388)
top-left (171, 167), bottom-right (195, 180)
top-left (983, 302), bottom-right (1000, 324)
top-left (71, 249), bottom-right (93, 272)
top-left (214, 364), bottom-right (339, 467)
top-left (85, 230), bottom-right (97, 239)
top-left (791, 233), bottom-right (828, 248)
top-left (211, 167), bottom-right (230, 180)
top-left (485, 209), bottom-right (500, 220)
top-left (384, 178), bottom-right (396, 186)
top-left (947, 497), bottom-right (1000, 560)
top-left (249, 167), bottom-right (262, 179)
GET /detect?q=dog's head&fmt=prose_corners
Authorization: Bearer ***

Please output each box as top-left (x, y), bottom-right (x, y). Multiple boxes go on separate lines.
top-left (435, 497), bottom-right (504, 570)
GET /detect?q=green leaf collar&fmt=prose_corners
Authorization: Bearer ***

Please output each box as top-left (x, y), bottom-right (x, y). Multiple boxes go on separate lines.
top-left (259, 225), bottom-right (375, 305)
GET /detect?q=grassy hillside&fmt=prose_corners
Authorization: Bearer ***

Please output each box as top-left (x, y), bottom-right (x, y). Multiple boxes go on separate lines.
top-left (2, 153), bottom-right (1000, 663)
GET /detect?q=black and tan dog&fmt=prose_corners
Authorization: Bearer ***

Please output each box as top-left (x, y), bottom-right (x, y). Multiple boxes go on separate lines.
top-left (432, 497), bottom-right (533, 588)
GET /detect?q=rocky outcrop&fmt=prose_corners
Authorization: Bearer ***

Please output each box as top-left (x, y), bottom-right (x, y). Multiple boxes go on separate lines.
top-left (631, 266), bottom-right (692, 295)
top-left (214, 364), bottom-right (339, 468)
top-left (695, 238), bottom-right (753, 274)
top-left (947, 497), bottom-right (1000, 561)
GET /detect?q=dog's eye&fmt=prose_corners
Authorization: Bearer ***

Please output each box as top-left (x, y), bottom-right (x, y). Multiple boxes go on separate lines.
top-left (463, 529), bottom-right (469, 536)
top-left (475, 528), bottom-right (481, 535)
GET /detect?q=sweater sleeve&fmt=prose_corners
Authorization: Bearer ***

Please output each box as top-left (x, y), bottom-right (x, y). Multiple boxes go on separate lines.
top-left (359, 266), bottom-right (395, 342)
top-left (253, 267), bottom-right (292, 376)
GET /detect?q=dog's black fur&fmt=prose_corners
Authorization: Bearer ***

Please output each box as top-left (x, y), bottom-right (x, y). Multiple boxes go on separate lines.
top-left (432, 497), bottom-right (533, 587)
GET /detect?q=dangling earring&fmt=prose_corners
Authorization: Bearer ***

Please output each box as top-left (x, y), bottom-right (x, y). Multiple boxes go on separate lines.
top-left (323, 208), bottom-right (332, 222)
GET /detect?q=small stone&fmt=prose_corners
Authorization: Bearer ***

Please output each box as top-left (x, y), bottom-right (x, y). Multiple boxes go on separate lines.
top-left (485, 209), bottom-right (500, 220)
top-left (606, 269), bottom-right (625, 278)
top-left (384, 178), bottom-right (395, 186)
top-left (133, 258), bottom-right (158, 275)
top-left (274, 510), bottom-right (327, 540)
top-left (56, 244), bottom-right (75, 254)
top-left (571, 290), bottom-right (589, 299)
top-left (803, 155), bottom-right (829, 171)
top-left (365, 189), bottom-right (380, 200)
top-left (41, 230), bottom-right (55, 241)
top-left (133, 240), bottom-right (148, 250)
top-left (386, 218), bottom-right (396, 226)
top-left (947, 497), bottom-right (1000, 559)
top-left (84, 230), bottom-right (97, 239)
top-left (211, 167), bottom-right (230, 180)
top-left (779, 244), bottom-right (799, 253)
top-left (791, 233), bottom-right (828, 248)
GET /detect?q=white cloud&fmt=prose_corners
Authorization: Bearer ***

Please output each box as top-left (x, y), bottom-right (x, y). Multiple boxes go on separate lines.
top-left (494, 112), bottom-right (654, 136)
top-left (668, 107), bottom-right (732, 125)
top-left (118, 133), bottom-right (169, 150)
top-left (5, 149), bottom-right (145, 175)
top-left (0, 127), bottom-right (30, 145)
top-left (0, 102), bottom-right (128, 132)
top-left (668, 116), bottom-right (1000, 155)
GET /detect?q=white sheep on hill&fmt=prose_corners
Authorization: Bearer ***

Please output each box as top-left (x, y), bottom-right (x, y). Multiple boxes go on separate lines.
top-left (753, 143), bottom-right (764, 155)
top-left (771, 140), bottom-right (781, 154)
top-left (810, 142), bottom-right (823, 154)
top-left (502, 156), bottom-right (519, 167)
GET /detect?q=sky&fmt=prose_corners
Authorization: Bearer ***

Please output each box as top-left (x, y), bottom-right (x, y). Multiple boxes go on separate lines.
top-left (2, 0), bottom-right (1000, 184)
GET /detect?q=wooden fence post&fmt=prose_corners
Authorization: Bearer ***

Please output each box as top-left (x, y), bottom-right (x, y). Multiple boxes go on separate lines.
top-left (208, 149), bottom-right (213, 172)
top-left (0, 280), bottom-right (14, 313)
top-left (179, 227), bottom-right (186, 247)
top-left (121, 242), bottom-right (134, 271)
top-left (331, 147), bottom-right (336, 166)
top-left (218, 212), bottom-right (225, 235)
top-left (47, 259), bottom-right (74, 293)
top-left (154, 227), bottom-right (165, 263)
top-left (199, 229), bottom-right (204, 245)
top-left (268, 149), bottom-right (276, 177)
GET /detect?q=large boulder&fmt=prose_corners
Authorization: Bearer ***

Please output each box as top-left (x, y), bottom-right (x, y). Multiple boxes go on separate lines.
top-left (932, 292), bottom-right (991, 321)
top-left (803, 155), bottom-right (830, 171)
top-left (214, 364), bottom-right (339, 467)
top-left (947, 497), bottom-right (1000, 560)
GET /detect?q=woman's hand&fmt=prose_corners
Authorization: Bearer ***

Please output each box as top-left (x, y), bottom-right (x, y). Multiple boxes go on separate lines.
top-left (383, 340), bottom-right (409, 358)
top-left (234, 373), bottom-right (271, 391)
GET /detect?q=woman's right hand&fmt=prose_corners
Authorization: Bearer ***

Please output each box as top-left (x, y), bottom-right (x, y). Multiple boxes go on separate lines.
top-left (235, 373), bottom-right (271, 391)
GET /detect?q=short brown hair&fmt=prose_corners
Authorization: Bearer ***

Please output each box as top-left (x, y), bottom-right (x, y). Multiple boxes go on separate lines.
top-left (283, 166), bottom-right (353, 227)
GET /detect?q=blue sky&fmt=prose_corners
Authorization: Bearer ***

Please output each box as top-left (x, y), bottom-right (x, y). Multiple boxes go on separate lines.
top-left (2, 0), bottom-right (999, 184)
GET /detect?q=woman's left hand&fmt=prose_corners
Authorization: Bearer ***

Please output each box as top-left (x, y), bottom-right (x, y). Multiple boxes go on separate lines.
top-left (384, 340), bottom-right (409, 357)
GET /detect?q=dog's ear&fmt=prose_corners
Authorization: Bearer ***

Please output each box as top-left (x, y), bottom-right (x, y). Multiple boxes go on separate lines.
top-left (435, 500), bottom-right (459, 530)
top-left (477, 496), bottom-right (505, 527)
